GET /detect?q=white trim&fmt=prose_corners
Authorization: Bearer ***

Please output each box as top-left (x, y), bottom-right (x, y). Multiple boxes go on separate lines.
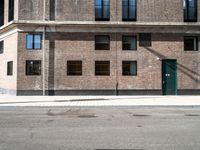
top-left (0, 28), bottom-right (21, 40)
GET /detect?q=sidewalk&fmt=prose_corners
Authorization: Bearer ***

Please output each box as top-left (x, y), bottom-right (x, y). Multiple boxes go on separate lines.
top-left (0, 95), bottom-right (200, 106)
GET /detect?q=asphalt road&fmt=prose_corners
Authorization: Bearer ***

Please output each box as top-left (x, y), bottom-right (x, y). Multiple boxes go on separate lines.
top-left (0, 107), bottom-right (200, 150)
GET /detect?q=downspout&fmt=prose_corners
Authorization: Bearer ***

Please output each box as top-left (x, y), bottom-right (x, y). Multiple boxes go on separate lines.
top-left (115, 0), bottom-right (118, 96)
top-left (42, 0), bottom-right (46, 96)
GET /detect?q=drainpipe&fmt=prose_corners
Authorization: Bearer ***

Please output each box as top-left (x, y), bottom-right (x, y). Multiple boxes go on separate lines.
top-left (115, 0), bottom-right (118, 96)
top-left (42, 0), bottom-right (46, 96)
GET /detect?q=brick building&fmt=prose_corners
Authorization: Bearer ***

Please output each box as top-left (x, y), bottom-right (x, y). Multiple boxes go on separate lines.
top-left (0, 0), bottom-right (200, 95)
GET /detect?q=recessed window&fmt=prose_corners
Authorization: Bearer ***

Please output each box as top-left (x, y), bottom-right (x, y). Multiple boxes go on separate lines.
top-left (8, 0), bottom-right (14, 22)
top-left (183, 0), bottom-right (197, 22)
top-left (122, 0), bottom-right (137, 21)
top-left (122, 36), bottom-right (137, 50)
top-left (95, 35), bottom-right (110, 50)
top-left (0, 41), bottom-right (4, 54)
top-left (184, 36), bottom-right (198, 51)
top-left (26, 60), bottom-right (41, 76)
top-left (67, 61), bottom-right (82, 76)
top-left (122, 61), bottom-right (137, 76)
top-left (139, 33), bottom-right (152, 47)
top-left (95, 0), bottom-right (110, 21)
top-left (0, 0), bottom-right (4, 26)
top-left (95, 61), bottom-right (110, 76)
top-left (26, 34), bottom-right (42, 50)
top-left (7, 61), bottom-right (13, 76)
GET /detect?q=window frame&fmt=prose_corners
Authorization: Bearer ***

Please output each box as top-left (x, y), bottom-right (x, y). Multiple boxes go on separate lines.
top-left (95, 61), bottom-right (110, 76)
top-left (95, 0), bottom-right (110, 21)
top-left (26, 60), bottom-right (42, 76)
top-left (67, 61), bottom-right (83, 76)
top-left (184, 36), bottom-right (198, 51)
top-left (183, 0), bottom-right (197, 22)
top-left (122, 35), bottom-right (137, 50)
top-left (95, 35), bottom-right (110, 50)
top-left (26, 33), bottom-right (42, 50)
top-left (122, 0), bottom-right (137, 21)
top-left (7, 61), bottom-right (13, 76)
top-left (122, 61), bottom-right (137, 76)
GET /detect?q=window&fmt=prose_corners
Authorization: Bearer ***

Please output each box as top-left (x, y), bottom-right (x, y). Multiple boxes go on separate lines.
top-left (183, 0), bottom-right (197, 22)
top-left (122, 0), bottom-right (137, 21)
top-left (26, 60), bottom-right (41, 75)
top-left (8, 0), bottom-right (14, 22)
top-left (122, 36), bottom-right (137, 50)
top-left (67, 61), bottom-right (82, 76)
top-left (95, 61), bottom-right (110, 76)
top-left (139, 33), bottom-right (152, 47)
top-left (0, 0), bottom-right (4, 26)
top-left (184, 36), bottom-right (198, 51)
top-left (122, 61), bottom-right (137, 76)
top-left (95, 35), bottom-right (110, 50)
top-left (95, 0), bottom-right (110, 21)
top-left (0, 41), bottom-right (3, 54)
top-left (7, 61), bottom-right (13, 76)
top-left (26, 34), bottom-right (42, 50)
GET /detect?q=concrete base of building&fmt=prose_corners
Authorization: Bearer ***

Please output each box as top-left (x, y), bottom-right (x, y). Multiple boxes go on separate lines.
top-left (15, 89), bottom-right (200, 96)
top-left (177, 89), bottom-right (200, 95)
top-left (0, 88), bottom-right (16, 95)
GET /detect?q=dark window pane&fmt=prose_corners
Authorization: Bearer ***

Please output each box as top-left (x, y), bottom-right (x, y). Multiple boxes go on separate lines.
top-left (8, 0), bottom-right (14, 22)
top-left (95, 61), bottom-right (110, 76)
top-left (7, 61), bottom-right (13, 76)
top-left (123, 61), bottom-right (137, 76)
top-left (184, 36), bottom-right (198, 51)
top-left (0, 0), bottom-right (4, 26)
top-left (26, 60), bottom-right (41, 75)
top-left (139, 33), bottom-right (152, 47)
top-left (103, 4), bottom-right (110, 19)
top-left (95, 0), bottom-right (110, 21)
top-left (184, 0), bottom-right (197, 22)
top-left (122, 6), bottom-right (128, 19)
top-left (122, 36), bottom-right (137, 50)
top-left (95, 35), bottom-right (110, 50)
top-left (0, 41), bottom-right (4, 54)
top-left (67, 61), bottom-right (82, 76)
top-left (95, 6), bottom-right (102, 19)
top-left (122, 0), bottom-right (136, 21)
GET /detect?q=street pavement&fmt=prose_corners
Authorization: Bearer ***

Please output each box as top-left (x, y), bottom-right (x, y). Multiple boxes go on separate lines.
top-left (0, 107), bottom-right (200, 150)
top-left (0, 95), bottom-right (200, 107)
top-left (0, 95), bottom-right (200, 106)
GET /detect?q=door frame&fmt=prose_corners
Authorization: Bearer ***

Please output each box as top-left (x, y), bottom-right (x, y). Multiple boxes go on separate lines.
top-left (161, 59), bottom-right (177, 95)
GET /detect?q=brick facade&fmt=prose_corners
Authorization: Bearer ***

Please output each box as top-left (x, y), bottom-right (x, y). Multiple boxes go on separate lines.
top-left (0, 0), bottom-right (200, 95)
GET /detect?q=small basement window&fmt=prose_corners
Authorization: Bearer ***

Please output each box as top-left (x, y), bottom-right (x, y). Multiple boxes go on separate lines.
top-left (95, 35), bottom-right (110, 50)
top-left (139, 33), bottom-right (152, 47)
top-left (26, 60), bottom-right (41, 75)
top-left (122, 36), bottom-right (137, 50)
top-left (95, 61), bottom-right (110, 76)
top-left (122, 61), bottom-right (137, 76)
top-left (184, 36), bottom-right (198, 51)
top-left (67, 61), bottom-right (82, 76)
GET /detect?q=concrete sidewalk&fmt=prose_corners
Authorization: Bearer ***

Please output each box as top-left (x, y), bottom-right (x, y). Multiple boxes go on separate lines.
top-left (0, 95), bottom-right (200, 106)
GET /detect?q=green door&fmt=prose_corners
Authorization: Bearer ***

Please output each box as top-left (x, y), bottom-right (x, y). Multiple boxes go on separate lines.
top-left (162, 60), bottom-right (177, 95)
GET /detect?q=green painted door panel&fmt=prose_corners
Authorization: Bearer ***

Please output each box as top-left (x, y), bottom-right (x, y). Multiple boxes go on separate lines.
top-left (162, 60), bottom-right (177, 95)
